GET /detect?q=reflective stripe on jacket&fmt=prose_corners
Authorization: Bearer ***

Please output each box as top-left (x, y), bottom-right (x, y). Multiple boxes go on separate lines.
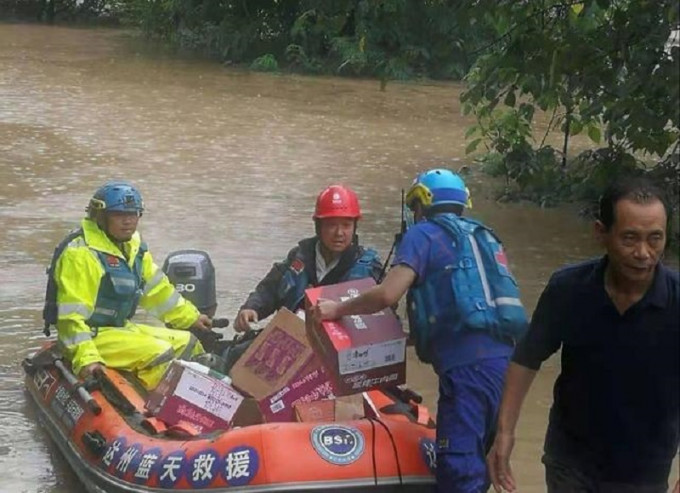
top-left (407, 214), bottom-right (528, 363)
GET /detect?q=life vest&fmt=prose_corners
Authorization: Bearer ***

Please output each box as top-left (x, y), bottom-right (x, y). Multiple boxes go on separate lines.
top-left (88, 246), bottom-right (147, 328)
top-left (42, 229), bottom-right (148, 334)
top-left (407, 214), bottom-right (528, 363)
top-left (280, 247), bottom-right (380, 312)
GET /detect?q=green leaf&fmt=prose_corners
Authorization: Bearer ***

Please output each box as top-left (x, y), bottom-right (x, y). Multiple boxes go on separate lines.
top-left (568, 119), bottom-right (584, 136)
top-left (504, 90), bottom-right (516, 107)
top-left (587, 124), bottom-right (602, 143)
top-left (465, 125), bottom-right (479, 138)
top-left (466, 138), bottom-right (483, 155)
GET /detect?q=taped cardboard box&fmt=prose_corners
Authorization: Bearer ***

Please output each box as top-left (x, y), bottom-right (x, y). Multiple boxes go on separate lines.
top-left (145, 360), bottom-right (244, 433)
top-left (294, 394), bottom-right (366, 423)
top-left (230, 308), bottom-right (334, 422)
top-left (305, 278), bottom-right (407, 395)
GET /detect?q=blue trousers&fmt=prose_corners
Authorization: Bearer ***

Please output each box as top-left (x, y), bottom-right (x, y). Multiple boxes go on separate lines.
top-left (436, 356), bottom-right (509, 493)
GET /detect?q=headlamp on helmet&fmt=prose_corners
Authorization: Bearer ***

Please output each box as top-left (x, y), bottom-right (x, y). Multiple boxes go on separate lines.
top-left (88, 181), bottom-right (144, 216)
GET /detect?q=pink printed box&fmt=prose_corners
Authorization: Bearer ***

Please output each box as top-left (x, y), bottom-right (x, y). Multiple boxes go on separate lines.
top-left (145, 360), bottom-right (244, 433)
top-left (259, 355), bottom-right (334, 422)
top-left (230, 308), bottom-right (333, 422)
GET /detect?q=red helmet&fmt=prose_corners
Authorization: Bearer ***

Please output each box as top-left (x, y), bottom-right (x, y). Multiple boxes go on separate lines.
top-left (313, 185), bottom-right (362, 220)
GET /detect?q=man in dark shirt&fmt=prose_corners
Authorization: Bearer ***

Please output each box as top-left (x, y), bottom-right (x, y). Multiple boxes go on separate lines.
top-left (487, 176), bottom-right (679, 493)
top-left (234, 184), bottom-right (382, 331)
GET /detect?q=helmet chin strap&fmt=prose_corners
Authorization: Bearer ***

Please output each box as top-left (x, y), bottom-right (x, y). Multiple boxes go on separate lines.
top-left (96, 212), bottom-right (126, 249)
top-left (95, 212), bottom-right (109, 235)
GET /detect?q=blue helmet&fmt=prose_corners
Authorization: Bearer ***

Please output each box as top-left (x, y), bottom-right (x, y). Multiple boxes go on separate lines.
top-left (89, 181), bottom-right (144, 214)
top-left (405, 168), bottom-right (470, 211)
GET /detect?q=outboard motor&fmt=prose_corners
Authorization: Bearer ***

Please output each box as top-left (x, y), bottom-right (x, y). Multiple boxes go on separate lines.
top-left (162, 249), bottom-right (217, 317)
top-left (162, 249), bottom-right (251, 375)
top-left (162, 250), bottom-right (230, 372)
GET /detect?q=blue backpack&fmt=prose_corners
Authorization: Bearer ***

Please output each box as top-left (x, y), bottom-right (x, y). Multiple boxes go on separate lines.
top-left (409, 214), bottom-right (528, 363)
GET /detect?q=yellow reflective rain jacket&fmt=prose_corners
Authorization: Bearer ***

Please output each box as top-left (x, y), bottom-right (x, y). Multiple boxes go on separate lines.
top-left (54, 218), bottom-right (201, 377)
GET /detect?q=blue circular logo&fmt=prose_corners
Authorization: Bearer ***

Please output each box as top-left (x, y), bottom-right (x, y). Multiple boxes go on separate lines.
top-left (101, 437), bottom-right (127, 472)
top-left (157, 451), bottom-right (187, 489)
top-left (113, 443), bottom-right (143, 479)
top-left (187, 448), bottom-right (220, 489)
top-left (131, 447), bottom-right (162, 485)
top-left (310, 425), bottom-right (365, 465)
top-left (221, 445), bottom-right (259, 486)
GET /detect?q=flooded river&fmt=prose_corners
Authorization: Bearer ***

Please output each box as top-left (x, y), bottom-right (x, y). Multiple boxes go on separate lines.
top-left (0, 24), bottom-right (676, 492)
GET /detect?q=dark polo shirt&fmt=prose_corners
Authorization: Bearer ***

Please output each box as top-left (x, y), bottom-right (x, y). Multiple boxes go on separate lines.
top-left (513, 257), bottom-right (679, 483)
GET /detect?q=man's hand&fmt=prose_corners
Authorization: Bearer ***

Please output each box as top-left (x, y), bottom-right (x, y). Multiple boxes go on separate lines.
top-left (234, 309), bottom-right (258, 332)
top-left (190, 314), bottom-right (212, 331)
top-left (78, 362), bottom-right (105, 380)
top-left (671, 479), bottom-right (678, 493)
top-left (315, 300), bottom-right (340, 321)
top-left (487, 431), bottom-right (517, 492)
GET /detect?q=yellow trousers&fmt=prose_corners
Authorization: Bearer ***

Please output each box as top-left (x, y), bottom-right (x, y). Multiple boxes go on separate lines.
top-left (92, 323), bottom-right (204, 389)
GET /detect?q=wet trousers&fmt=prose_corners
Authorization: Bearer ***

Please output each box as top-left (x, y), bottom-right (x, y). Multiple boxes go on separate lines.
top-left (436, 356), bottom-right (509, 493)
top-left (92, 323), bottom-right (204, 389)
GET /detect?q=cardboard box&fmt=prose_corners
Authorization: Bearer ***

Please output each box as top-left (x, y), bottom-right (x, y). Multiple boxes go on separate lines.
top-left (294, 399), bottom-right (335, 423)
top-left (231, 398), bottom-right (265, 428)
top-left (305, 278), bottom-right (407, 395)
top-left (146, 360), bottom-right (244, 433)
top-left (294, 394), bottom-right (366, 423)
top-left (230, 308), bottom-right (334, 422)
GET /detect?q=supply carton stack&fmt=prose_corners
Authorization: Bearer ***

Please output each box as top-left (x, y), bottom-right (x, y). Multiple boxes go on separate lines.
top-left (147, 276), bottom-right (409, 429)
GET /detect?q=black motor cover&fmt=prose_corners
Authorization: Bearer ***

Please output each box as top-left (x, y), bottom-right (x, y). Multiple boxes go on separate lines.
top-left (162, 250), bottom-right (217, 317)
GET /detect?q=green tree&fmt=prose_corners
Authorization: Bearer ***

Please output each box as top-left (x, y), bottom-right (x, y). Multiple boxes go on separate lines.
top-left (114, 1), bottom-right (493, 84)
top-left (461, 0), bottom-right (679, 205)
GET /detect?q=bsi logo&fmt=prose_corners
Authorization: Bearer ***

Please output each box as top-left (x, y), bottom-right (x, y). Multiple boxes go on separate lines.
top-left (310, 425), bottom-right (365, 465)
top-left (176, 283), bottom-right (196, 293)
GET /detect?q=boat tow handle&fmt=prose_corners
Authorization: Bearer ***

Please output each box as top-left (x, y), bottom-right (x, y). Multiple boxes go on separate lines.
top-left (54, 359), bottom-right (102, 416)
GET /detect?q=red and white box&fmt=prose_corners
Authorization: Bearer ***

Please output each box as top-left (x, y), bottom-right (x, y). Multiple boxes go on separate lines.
top-left (305, 278), bottom-right (407, 395)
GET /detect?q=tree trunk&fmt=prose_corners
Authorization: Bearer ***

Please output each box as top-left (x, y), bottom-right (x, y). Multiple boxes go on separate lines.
top-left (562, 106), bottom-right (571, 168)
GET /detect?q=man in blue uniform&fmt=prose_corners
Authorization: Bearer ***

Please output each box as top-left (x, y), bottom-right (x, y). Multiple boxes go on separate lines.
top-left (487, 176), bottom-right (679, 493)
top-left (315, 169), bottom-right (528, 492)
top-left (234, 184), bottom-right (382, 331)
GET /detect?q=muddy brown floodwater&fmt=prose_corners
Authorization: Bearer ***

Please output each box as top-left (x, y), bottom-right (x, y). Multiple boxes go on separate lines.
top-left (0, 23), bottom-right (676, 493)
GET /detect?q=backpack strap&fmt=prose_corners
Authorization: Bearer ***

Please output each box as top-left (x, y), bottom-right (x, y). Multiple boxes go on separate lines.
top-left (42, 228), bottom-right (84, 337)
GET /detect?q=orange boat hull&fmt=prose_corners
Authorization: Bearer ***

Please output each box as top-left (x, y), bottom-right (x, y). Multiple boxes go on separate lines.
top-left (24, 345), bottom-right (437, 492)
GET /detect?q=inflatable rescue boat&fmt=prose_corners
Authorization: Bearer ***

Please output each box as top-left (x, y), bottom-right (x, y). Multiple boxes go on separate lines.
top-left (24, 343), bottom-right (437, 492)
top-left (24, 249), bottom-right (437, 491)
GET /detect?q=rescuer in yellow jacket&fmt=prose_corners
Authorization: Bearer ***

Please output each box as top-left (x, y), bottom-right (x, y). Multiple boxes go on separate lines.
top-left (45, 181), bottom-right (212, 389)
